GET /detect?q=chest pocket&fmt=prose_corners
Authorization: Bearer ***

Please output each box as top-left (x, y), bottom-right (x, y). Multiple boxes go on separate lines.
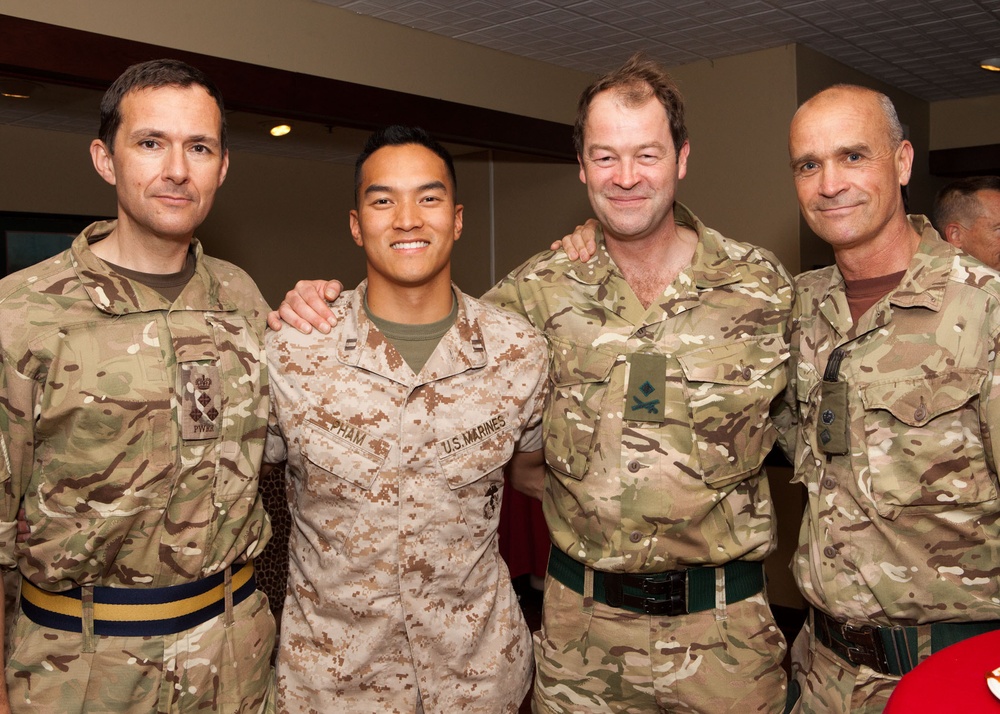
top-left (36, 321), bottom-right (174, 518)
top-left (439, 427), bottom-right (516, 548)
top-left (301, 420), bottom-right (386, 554)
top-left (543, 337), bottom-right (618, 481)
top-left (678, 334), bottom-right (789, 488)
top-left (859, 369), bottom-right (995, 519)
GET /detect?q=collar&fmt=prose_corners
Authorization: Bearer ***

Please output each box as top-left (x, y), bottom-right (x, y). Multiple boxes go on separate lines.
top-left (337, 281), bottom-right (487, 383)
top-left (72, 220), bottom-right (233, 315)
top-left (818, 214), bottom-right (956, 314)
top-left (563, 202), bottom-right (743, 291)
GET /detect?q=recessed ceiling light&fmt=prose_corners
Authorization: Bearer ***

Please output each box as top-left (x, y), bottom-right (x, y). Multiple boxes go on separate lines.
top-left (981, 57), bottom-right (1000, 72)
top-left (270, 124), bottom-right (292, 137)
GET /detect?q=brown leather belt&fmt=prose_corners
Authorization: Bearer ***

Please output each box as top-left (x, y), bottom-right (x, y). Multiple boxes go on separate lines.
top-left (812, 607), bottom-right (1000, 676)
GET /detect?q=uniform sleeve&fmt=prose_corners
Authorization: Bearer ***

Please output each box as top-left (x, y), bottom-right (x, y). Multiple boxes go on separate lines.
top-left (482, 263), bottom-right (531, 320)
top-left (263, 336), bottom-right (288, 466)
top-left (264, 405), bottom-right (288, 466)
top-left (514, 335), bottom-right (550, 454)
top-left (0, 345), bottom-right (36, 567)
top-left (772, 284), bottom-right (801, 464)
top-left (980, 313), bottom-right (1000, 477)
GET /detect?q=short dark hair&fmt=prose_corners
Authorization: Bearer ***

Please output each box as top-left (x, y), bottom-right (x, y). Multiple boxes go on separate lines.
top-left (354, 125), bottom-right (457, 205)
top-left (933, 175), bottom-right (1000, 231)
top-left (99, 58), bottom-right (227, 153)
top-left (573, 52), bottom-right (687, 158)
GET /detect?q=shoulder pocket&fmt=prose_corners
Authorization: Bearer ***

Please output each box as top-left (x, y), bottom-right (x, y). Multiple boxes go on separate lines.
top-left (544, 337), bottom-right (618, 481)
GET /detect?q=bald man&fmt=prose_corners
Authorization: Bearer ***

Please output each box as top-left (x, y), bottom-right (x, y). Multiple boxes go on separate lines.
top-left (778, 85), bottom-right (1000, 713)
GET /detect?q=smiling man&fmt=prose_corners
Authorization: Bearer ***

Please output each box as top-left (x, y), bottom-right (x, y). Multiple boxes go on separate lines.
top-left (778, 85), bottom-right (1000, 713)
top-left (262, 126), bottom-right (549, 713)
top-left (0, 60), bottom-right (274, 713)
top-left (270, 55), bottom-right (794, 714)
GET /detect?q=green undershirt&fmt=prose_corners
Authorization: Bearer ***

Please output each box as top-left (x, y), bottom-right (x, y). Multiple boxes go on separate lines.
top-left (364, 295), bottom-right (458, 374)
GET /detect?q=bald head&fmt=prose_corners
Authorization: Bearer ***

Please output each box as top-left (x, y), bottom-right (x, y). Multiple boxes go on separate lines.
top-left (788, 85), bottom-right (914, 268)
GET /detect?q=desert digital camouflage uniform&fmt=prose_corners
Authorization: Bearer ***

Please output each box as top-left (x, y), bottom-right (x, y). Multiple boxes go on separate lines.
top-left (0, 221), bottom-right (275, 713)
top-left (264, 282), bottom-right (548, 714)
top-left (485, 203), bottom-right (793, 713)
top-left (776, 216), bottom-right (1000, 713)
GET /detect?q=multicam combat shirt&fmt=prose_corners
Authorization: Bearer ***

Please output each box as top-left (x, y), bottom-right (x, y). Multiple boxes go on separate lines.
top-left (0, 221), bottom-right (271, 589)
top-left (777, 215), bottom-right (1000, 626)
top-left (265, 283), bottom-right (548, 714)
top-left (486, 203), bottom-right (794, 573)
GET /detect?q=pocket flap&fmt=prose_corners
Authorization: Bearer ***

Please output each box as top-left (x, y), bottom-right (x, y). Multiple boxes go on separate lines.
top-left (679, 335), bottom-right (789, 385)
top-left (549, 337), bottom-right (618, 387)
top-left (859, 370), bottom-right (986, 427)
top-left (438, 428), bottom-right (515, 490)
top-left (303, 420), bottom-right (387, 490)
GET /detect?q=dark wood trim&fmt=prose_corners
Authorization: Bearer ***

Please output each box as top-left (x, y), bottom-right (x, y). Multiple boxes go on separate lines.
top-left (0, 14), bottom-right (576, 161)
top-left (929, 144), bottom-right (1000, 177)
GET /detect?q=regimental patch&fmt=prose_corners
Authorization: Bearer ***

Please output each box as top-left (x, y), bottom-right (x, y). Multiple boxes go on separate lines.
top-left (438, 414), bottom-right (508, 457)
top-left (625, 352), bottom-right (666, 423)
top-left (180, 362), bottom-right (222, 439)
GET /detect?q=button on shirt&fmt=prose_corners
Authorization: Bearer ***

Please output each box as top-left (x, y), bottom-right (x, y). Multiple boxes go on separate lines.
top-left (485, 203), bottom-right (794, 573)
top-left (776, 215), bottom-right (1000, 626)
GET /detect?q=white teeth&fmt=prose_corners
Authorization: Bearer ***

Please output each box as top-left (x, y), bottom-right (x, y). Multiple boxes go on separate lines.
top-left (393, 241), bottom-right (429, 250)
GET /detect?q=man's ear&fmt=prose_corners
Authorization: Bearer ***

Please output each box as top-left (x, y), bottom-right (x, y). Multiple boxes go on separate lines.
top-left (90, 139), bottom-right (117, 186)
top-left (452, 204), bottom-right (463, 243)
top-left (349, 210), bottom-right (364, 248)
top-left (942, 222), bottom-right (963, 248)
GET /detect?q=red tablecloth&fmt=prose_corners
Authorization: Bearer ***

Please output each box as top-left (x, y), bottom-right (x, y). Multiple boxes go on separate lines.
top-left (884, 629), bottom-right (1000, 713)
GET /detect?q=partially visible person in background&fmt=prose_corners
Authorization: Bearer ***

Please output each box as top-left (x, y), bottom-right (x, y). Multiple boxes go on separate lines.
top-left (932, 175), bottom-right (1000, 270)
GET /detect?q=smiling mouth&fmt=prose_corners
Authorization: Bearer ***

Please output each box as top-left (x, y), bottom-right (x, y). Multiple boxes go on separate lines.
top-left (392, 240), bottom-right (430, 250)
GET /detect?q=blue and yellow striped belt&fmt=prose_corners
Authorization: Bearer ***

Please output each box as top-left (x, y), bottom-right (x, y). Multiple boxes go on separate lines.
top-left (20, 561), bottom-right (256, 637)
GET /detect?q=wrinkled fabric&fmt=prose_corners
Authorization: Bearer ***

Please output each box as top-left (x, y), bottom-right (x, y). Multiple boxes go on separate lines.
top-left (775, 215), bottom-right (1000, 711)
top-left (486, 203), bottom-right (793, 712)
top-left (0, 220), bottom-right (275, 711)
top-left (266, 282), bottom-right (549, 714)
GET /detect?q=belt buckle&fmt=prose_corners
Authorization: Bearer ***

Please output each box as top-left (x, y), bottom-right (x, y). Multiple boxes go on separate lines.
top-left (842, 623), bottom-right (890, 673)
top-left (604, 571), bottom-right (687, 616)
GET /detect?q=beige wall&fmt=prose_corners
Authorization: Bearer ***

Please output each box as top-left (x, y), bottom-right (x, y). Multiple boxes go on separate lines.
top-left (930, 94), bottom-right (1000, 150)
top-left (0, 123), bottom-right (586, 305)
top-left (670, 45), bottom-right (802, 273)
top-left (1, 0), bottom-right (592, 125)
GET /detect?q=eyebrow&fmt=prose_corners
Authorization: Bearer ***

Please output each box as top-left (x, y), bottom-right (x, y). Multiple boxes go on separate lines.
top-left (363, 180), bottom-right (448, 196)
top-left (791, 142), bottom-right (872, 167)
top-left (127, 128), bottom-right (220, 146)
top-left (587, 142), bottom-right (667, 154)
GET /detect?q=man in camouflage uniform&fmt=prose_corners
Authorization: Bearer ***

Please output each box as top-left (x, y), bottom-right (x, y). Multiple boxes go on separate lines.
top-left (264, 126), bottom-right (549, 713)
top-left (272, 54), bottom-right (793, 714)
top-left (486, 53), bottom-right (792, 714)
top-left (778, 84), bottom-right (1000, 713)
top-left (0, 60), bottom-right (275, 713)
top-left (932, 175), bottom-right (1000, 270)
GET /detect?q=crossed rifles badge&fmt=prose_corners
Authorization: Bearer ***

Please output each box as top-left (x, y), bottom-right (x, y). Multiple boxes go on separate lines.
top-left (626, 353), bottom-right (666, 424)
top-left (180, 363), bottom-right (222, 439)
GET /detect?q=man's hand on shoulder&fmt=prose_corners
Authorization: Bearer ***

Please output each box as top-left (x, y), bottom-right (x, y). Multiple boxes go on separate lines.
top-left (266, 279), bottom-right (343, 334)
top-left (549, 218), bottom-right (600, 262)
